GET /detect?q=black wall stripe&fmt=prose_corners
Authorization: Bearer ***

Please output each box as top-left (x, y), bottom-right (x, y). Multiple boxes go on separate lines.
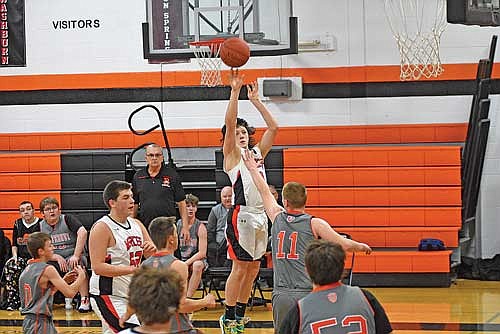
top-left (2, 80), bottom-right (500, 106)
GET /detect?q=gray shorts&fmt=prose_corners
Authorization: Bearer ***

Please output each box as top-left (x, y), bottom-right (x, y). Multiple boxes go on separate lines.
top-left (23, 313), bottom-right (57, 334)
top-left (272, 289), bottom-right (310, 333)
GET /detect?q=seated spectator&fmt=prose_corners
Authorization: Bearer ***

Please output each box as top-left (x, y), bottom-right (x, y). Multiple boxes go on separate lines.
top-left (206, 186), bottom-right (233, 268)
top-left (176, 194), bottom-right (208, 298)
top-left (39, 197), bottom-right (90, 312)
top-left (0, 230), bottom-right (11, 278)
top-left (0, 201), bottom-right (40, 311)
top-left (279, 240), bottom-right (392, 334)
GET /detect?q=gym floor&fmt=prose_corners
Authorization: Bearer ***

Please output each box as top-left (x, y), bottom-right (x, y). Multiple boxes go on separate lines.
top-left (0, 279), bottom-right (499, 333)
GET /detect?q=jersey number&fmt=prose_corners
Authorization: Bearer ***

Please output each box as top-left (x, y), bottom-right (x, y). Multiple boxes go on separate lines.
top-left (275, 231), bottom-right (299, 259)
top-left (310, 315), bottom-right (368, 334)
top-left (129, 250), bottom-right (143, 267)
top-left (23, 283), bottom-right (33, 306)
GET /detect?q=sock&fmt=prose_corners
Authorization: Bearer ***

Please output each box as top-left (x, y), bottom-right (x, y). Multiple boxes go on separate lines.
top-left (235, 301), bottom-right (247, 318)
top-left (225, 305), bottom-right (236, 320)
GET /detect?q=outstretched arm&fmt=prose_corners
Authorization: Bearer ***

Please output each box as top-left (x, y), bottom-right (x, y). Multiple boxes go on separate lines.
top-left (242, 149), bottom-right (282, 222)
top-left (223, 69), bottom-right (245, 168)
top-left (312, 218), bottom-right (372, 254)
top-left (247, 81), bottom-right (278, 157)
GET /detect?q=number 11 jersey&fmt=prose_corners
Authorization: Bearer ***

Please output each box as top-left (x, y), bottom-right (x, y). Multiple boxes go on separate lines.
top-left (271, 211), bottom-right (315, 291)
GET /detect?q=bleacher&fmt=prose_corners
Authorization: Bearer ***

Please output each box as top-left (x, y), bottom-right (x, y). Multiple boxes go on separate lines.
top-left (0, 124), bottom-right (466, 287)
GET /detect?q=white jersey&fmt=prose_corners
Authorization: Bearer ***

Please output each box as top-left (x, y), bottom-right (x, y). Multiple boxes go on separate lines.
top-left (225, 146), bottom-right (267, 212)
top-left (90, 215), bottom-right (144, 298)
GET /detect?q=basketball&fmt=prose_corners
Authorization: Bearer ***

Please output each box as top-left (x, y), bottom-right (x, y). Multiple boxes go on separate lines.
top-left (220, 37), bottom-right (250, 68)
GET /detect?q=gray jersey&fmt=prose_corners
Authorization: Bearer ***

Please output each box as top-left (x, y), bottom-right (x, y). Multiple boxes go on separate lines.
top-left (141, 252), bottom-right (194, 332)
top-left (40, 214), bottom-right (77, 258)
top-left (298, 283), bottom-right (376, 334)
top-left (271, 211), bottom-right (315, 291)
top-left (19, 260), bottom-right (54, 317)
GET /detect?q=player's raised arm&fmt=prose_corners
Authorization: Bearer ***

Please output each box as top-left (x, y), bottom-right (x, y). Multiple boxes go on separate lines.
top-left (312, 218), bottom-right (372, 254)
top-left (223, 69), bottom-right (245, 167)
top-left (247, 81), bottom-right (279, 158)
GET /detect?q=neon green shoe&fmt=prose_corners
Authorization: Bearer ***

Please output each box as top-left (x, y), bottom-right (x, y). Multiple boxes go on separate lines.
top-left (219, 315), bottom-right (237, 334)
top-left (234, 316), bottom-right (251, 333)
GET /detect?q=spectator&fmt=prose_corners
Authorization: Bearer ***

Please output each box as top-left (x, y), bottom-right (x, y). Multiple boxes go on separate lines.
top-left (206, 186), bottom-right (233, 268)
top-left (39, 197), bottom-right (90, 312)
top-left (177, 194), bottom-right (208, 298)
top-left (279, 240), bottom-right (392, 334)
top-left (0, 229), bottom-right (11, 281)
top-left (1, 201), bottom-right (41, 311)
top-left (132, 143), bottom-right (189, 239)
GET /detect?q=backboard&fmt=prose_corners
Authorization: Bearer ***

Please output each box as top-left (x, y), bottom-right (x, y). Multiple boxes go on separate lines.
top-left (143, 0), bottom-right (297, 61)
top-left (447, 0), bottom-right (500, 26)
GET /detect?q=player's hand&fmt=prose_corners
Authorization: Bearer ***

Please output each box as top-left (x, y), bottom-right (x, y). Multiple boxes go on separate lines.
top-left (242, 149), bottom-right (262, 170)
top-left (358, 243), bottom-right (372, 255)
top-left (67, 255), bottom-right (80, 269)
top-left (10, 255), bottom-right (18, 264)
top-left (119, 306), bottom-right (134, 328)
top-left (142, 240), bottom-right (157, 258)
top-left (180, 225), bottom-right (191, 243)
top-left (229, 68), bottom-right (244, 92)
top-left (247, 81), bottom-right (260, 101)
top-left (203, 293), bottom-right (217, 308)
top-left (53, 254), bottom-right (69, 272)
top-left (74, 265), bottom-right (87, 277)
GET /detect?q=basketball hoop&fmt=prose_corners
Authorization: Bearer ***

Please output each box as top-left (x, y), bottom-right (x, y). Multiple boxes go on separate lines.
top-left (190, 38), bottom-right (225, 87)
top-left (383, 0), bottom-right (447, 81)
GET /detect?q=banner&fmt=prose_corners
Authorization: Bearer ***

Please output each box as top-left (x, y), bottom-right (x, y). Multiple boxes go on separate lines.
top-left (1, 0), bottom-right (26, 67)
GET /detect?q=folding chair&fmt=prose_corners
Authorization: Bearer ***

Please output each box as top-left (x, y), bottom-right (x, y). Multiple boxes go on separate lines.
top-left (201, 267), bottom-right (231, 305)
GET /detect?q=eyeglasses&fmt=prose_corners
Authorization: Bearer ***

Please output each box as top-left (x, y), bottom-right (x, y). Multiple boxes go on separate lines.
top-left (146, 153), bottom-right (163, 158)
top-left (43, 206), bottom-right (59, 212)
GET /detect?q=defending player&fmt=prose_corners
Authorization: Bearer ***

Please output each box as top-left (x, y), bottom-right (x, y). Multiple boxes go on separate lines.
top-left (280, 240), bottom-right (392, 334)
top-left (242, 149), bottom-right (372, 332)
top-left (219, 69), bottom-right (279, 333)
top-left (19, 232), bottom-right (86, 334)
top-left (119, 216), bottom-right (216, 332)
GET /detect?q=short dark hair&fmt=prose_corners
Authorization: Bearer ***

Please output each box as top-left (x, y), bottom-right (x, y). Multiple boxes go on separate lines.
top-left (305, 240), bottom-right (345, 285)
top-left (27, 232), bottom-right (52, 259)
top-left (103, 180), bottom-right (132, 209)
top-left (128, 267), bottom-right (183, 326)
top-left (221, 117), bottom-right (256, 148)
top-left (39, 197), bottom-right (59, 212)
top-left (19, 201), bottom-right (34, 209)
top-left (148, 216), bottom-right (177, 249)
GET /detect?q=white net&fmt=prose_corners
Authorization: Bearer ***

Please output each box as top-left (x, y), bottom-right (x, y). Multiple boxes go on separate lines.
top-left (191, 40), bottom-right (224, 87)
top-left (383, 0), bottom-right (447, 81)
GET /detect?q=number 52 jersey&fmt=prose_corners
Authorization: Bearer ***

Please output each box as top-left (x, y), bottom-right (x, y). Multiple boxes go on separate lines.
top-left (90, 215), bottom-right (144, 298)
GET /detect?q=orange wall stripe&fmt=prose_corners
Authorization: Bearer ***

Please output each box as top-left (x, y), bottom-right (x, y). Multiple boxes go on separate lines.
top-left (0, 124), bottom-right (467, 151)
top-left (0, 63), bottom-right (498, 91)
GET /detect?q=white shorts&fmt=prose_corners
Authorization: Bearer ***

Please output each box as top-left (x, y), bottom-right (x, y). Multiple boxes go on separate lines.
top-left (226, 205), bottom-right (268, 261)
top-left (90, 295), bottom-right (139, 334)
